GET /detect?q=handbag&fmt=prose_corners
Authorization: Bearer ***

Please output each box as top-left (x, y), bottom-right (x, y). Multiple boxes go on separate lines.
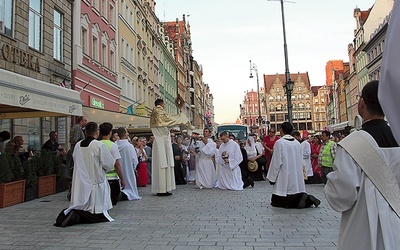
top-left (256, 147), bottom-right (267, 166)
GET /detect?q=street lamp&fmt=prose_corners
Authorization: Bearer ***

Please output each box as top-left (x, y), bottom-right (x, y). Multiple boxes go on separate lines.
top-left (249, 60), bottom-right (262, 130)
top-left (279, 0), bottom-right (294, 124)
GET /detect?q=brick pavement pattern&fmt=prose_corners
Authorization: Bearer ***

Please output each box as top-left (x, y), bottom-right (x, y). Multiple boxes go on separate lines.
top-left (0, 182), bottom-right (340, 250)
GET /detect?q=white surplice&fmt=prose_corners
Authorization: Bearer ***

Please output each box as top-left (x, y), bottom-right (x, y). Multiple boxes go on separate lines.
top-left (115, 139), bottom-right (142, 200)
top-left (301, 140), bottom-right (313, 177)
top-left (216, 139), bottom-right (243, 191)
top-left (266, 135), bottom-right (306, 196)
top-left (195, 139), bottom-right (218, 189)
top-left (324, 132), bottom-right (400, 250)
top-left (65, 140), bottom-right (115, 220)
top-left (379, 0), bottom-right (400, 144)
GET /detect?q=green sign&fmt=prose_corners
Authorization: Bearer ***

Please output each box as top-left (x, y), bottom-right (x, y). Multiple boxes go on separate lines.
top-left (91, 97), bottom-right (104, 109)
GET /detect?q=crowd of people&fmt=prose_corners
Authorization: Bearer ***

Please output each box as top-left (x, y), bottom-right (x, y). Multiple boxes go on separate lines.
top-left (2, 76), bottom-right (399, 249)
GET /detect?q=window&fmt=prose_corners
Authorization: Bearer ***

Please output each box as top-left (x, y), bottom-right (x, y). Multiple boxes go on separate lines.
top-left (81, 27), bottom-right (87, 54)
top-left (101, 0), bottom-right (107, 17)
top-left (92, 36), bottom-right (98, 60)
top-left (0, 0), bottom-right (13, 37)
top-left (110, 4), bottom-right (115, 26)
top-left (110, 50), bottom-right (115, 71)
top-left (92, 0), bottom-right (99, 10)
top-left (29, 0), bottom-right (42, 51)
top-left (102, 43), bottom-right (107, 66)
top-left (53, 10), bottom-right (63, 61)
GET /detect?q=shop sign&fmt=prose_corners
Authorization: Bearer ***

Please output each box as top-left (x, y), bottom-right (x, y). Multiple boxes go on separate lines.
top-left (90, 96), bottom-right (105, 109)
top-left (1, 43), bottom-right (40, 72)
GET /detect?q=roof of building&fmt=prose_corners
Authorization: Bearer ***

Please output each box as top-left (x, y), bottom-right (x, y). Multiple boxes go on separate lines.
top-left (263, 72), bottom-right (311, 94)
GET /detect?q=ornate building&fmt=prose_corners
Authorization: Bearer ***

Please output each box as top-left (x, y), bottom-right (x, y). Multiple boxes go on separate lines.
top-left (264, 73), bottom-right (313, 133)
top-left (311, 86), bottom-right (328, 132)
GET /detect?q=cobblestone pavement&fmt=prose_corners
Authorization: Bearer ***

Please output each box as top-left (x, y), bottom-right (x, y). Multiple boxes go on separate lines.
top-left (0, 181), bottom-right (340, 250)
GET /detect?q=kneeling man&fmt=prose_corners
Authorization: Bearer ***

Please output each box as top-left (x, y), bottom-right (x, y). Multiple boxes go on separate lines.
top-left (55, 122), bottom-right (115, 227)
top-left (267, 122), bottom-right (320, 208)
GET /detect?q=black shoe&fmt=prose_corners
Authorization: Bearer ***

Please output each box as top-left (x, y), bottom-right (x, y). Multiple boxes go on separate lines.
top-left (297, 193), bottom-right (308, 209)
top-left (156, 192), bottom-right (173, 196)
top-left (119, 192), bottom-right (129, 201)
top-left (309, 195), bottom-right (321, 207)
top-left (248, 177), bottom-right (254, 188)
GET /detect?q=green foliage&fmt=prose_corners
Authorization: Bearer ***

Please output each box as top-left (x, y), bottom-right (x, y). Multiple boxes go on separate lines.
top-left (53, 154), bottom-right (65, 180)
top-left (36, 149), bottom-right (55, 177)
top-left (23, 158), bottom-right (38, 188)
top-left (0, 153), bottom-right (13, 184)
top-left (11, 155), bottom-right (24, 181)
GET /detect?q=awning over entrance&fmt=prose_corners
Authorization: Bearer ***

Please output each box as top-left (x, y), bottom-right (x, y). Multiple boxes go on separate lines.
top-left (0, 68), bottom-right (82, 119)
top-left (329, 121), bottom-right (349, 132)
top-left (83, 106), bottom-right (151, 133)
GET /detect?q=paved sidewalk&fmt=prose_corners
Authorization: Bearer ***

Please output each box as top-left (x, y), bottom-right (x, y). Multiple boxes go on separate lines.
top-left (0, 182), bottom-right (340, 250)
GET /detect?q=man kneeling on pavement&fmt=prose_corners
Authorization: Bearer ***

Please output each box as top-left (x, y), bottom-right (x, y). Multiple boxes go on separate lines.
top-left (266, 122), bottom-right (320, 208)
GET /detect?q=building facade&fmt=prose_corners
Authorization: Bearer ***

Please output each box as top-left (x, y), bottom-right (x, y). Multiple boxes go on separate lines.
top-left (0, 0), bottom-right (82, 151)
top-left (73, 0), bottom-right (120, 114)
top-left (311, 86), bottom-right (328, 133)
top-left (263, 72), bottom-right (314, 133)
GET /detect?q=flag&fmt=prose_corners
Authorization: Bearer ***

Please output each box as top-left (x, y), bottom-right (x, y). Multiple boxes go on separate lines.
top-left (379, 1), bottom-right (400, 144)
top-left (59, 78), bottom-right (67, 88)
top-left (127, 104), bottom-right (134, 115)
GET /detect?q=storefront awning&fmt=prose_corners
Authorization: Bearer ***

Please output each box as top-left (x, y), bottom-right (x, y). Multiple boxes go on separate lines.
top-left (83, 106), bottom-right (151, 133)
top-left (329, 121), bottom-right (349, 132)
top-left (0, 68), bottom-right (82, 119)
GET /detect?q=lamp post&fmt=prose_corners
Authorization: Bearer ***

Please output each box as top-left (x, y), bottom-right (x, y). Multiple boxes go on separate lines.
top-left (279, 0), bottom-right (294, 124)
top-left (249, 60), bottom-right (262, 131)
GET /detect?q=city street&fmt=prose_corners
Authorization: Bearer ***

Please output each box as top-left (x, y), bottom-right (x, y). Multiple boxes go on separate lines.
top-left (0, 182), bottom-right (340, 250)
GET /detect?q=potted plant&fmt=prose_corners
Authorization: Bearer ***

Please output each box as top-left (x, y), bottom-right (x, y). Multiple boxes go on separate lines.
top-left (23, 157), bottom-right (38, 202)
top-left (53, 154), bottom-right (67, 193)
top-left (0, 153), bottom-right (26, 208)
top-left (36, 149), bottom-right (56, 198)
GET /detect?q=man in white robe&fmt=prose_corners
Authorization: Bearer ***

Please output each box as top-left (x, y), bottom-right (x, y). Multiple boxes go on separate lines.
top-left (216, 131), bottom-right (244, 191)
top-left (267, 122), bottom-right (320, 209)
top-left (325, 80), bottom-right (400, 250)
top-left (150, 99), bottom-right (194, 196)
top-left (115, 127), bottom-right (142, 201)
top-left (55, 122), bottom-right (115, 227)
top-left (293, 131), bottom-right (313, 183)
top-left (194, 128), bottom-right (218, 189)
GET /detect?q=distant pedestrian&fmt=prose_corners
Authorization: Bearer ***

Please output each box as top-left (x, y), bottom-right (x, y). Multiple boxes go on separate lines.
top-left (318, 130), bottom-right (337, 184)
top-left (99, 122), bottom-right (125, 205)
top-left (69, 116), bottom-right (87, 152)
top-left (115, 127), bottom-right (141, 201)
top-left (0, 130), bottom-right (11, 154)
top-left (42, 131), bottom-right (66, 156)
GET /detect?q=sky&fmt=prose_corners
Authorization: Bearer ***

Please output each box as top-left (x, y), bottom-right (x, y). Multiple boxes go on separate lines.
top-left (155, 0), bottom-right (376, 124)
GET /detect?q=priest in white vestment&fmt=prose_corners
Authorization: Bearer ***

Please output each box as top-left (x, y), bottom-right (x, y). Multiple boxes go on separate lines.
top-left (115, 127), bottom-right (142, 201)
top-left (292, 131), bottom-right (313, 182)
top-left (325, 80), bottom-right (400, 250)
top-left (194, 128), bottom-right (218, 189)
top-left (55, 122), bottom-right (115, 227)
top-left (216, 131), bottom-right (244, 191)
top-left (150, 99), bottom-right (194, 196)
top-left (267, 122), bottom-right (320, 209)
